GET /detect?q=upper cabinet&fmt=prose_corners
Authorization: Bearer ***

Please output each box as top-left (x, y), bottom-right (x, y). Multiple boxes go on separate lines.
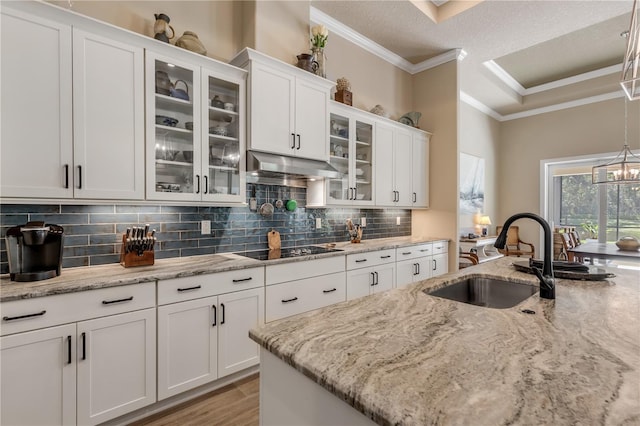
top-left (325, 102), bottom-right (374, 206)
top-left (230, 48), bottom-right (333, 161)
top-left (145, 51), bottom-right (246, 203)
top-left (1, 6), bottom-right (145, 200)
top-left (375, 122), bottom-right (431, 208)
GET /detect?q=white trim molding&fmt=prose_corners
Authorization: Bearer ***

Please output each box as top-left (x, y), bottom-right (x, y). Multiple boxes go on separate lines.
top-left (460, 91), bottom-right (502, 121)
top-left (310, 6), bottom-right (465, 75)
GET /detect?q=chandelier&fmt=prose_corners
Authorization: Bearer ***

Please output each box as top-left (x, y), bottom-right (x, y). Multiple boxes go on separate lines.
top-left (592, 98), bottom-right (640, 184)
top-left (621, 0), bottom-right (640, 100)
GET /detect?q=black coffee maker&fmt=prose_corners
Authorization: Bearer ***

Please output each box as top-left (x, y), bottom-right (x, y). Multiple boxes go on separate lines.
top-left (5, 221), bottom-right (64, 282)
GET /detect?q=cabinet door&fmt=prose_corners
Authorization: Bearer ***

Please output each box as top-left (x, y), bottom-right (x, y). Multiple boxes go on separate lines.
top-left (346, 268), bottom-right (376, 300)
top-left (394, 128), bottom-right (414, 207)
top-left (146, 52), bottom-right (201, 201)
top-left (353, 117), bottom-right (374, 204)
top-left (203, 70), bottom-right (245, 202)
top-left (77, 308), bottom-right (156, 425)
top-left (328, 110), bottom-right (350, 203)
top-left (1, 324), bottom-right (76, 426)
top-left (374, 124), bottom-right (396, 206)
top-left (218, 288), bottom-right (264, 378)
top-left (73, 29), bottom-right (144, 200)
top-left (157, 296), bottom-right (218, 400)
top-left (396, 259), bottom-right (419, 289)
top-left (415, 256), bottom-right (433, 281)
top-left (372, 264), bottom-right (395, 294)
top-left (412, 133), bottom-right (429, 208)
top-left (432, 253), bottom-right (449, 277)
top-left (1, 9), bottom-right (73, 198)
top-left (248, 61), bottom-right (295, 155)
top-left (294, 78), bottom-right (328, 160)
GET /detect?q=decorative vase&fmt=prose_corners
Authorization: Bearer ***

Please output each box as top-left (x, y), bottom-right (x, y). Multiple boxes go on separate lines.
top-left (175, 31), bottom-right (207, 55)
top-left (311, 47), bottom-right (326, 78)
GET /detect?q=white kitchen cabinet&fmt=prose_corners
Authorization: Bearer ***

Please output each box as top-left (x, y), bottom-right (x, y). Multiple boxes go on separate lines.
top-left (346, 249), bottom-right (396, 301)
top-left (77, 308), bottom-right (156, 425)
top-left (324, 103), bottom-right (375, 205)
top-left (145, 51), bottom-right (246, 203)
top-left (375, 122), bottom-right (430, 208)
top-left (0, 282), bottom-right (156, 426)
top-left (0, 324), bottom-right (77, 426)
top-left (396, 242), bottom-right (448, 288)
top-left (157, 269), bottom-right (264, 400)
top-left (1, 6), bottom-right (145, 200)
top-left (231, 48), bottom-right (332, 161)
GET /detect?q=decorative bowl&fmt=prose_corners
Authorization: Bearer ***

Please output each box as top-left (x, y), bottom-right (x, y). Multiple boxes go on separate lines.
top-left (156, 115), bottom-right (178, 127)
top-left (615, 236), bottom-right (640, 251)
top-left (210, 126), bottom-right (228, 136)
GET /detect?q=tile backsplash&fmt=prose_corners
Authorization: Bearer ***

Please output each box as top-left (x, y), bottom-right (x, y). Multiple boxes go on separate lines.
top-left (0, 184), bottom-right (411, 274)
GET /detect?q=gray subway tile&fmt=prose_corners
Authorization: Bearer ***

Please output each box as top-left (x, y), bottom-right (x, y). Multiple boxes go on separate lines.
top-left (62, 205), bottom-right (114, 214)
top-left (90, 213), bottom-right (138, 224)
top-left (1, 204), bottom-right (59, 214)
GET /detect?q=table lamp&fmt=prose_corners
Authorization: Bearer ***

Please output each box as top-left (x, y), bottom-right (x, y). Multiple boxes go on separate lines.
top-left (479, 215), bottom-right (492, 236)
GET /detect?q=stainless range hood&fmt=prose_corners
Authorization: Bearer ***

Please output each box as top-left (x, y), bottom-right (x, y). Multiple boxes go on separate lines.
top-left (247, 151), bottom-right (343, 182)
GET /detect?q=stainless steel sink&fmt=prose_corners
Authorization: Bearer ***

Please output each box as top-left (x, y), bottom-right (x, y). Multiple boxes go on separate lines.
top-left (425, 277), bottom-right (537, 309)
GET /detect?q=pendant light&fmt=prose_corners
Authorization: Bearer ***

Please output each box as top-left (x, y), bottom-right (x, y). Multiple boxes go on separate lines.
top-left (621, 0), bottom-right (640, 100)
top-left (592, 98), bottom-right (640, 184)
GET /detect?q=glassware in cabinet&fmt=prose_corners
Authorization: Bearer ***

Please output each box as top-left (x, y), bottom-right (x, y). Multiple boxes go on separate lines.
top-left (204, 74), bottom-right (243, 197)
top-left (147, 55), bottom-right (199, 199)
top-left (329, 112), bottom-right (350, 202)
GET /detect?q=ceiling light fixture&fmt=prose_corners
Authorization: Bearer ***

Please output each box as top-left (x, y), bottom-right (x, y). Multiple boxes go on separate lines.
top-left (592, 98), bottom-right (640, 184)
top-left (621, 0), bottom-right (640, 100)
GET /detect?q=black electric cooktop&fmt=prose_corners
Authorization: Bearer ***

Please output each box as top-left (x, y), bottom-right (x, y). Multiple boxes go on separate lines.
top-left (234, 246), bottom-right (343, 261)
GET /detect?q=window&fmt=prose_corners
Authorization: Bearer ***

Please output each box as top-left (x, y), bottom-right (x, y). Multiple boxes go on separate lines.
top-left (543, 155), bottom-right (640, 242)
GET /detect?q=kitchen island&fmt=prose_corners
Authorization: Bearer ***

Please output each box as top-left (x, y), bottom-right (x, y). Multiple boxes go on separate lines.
top-left (250, 258), bottom-right (640, 425)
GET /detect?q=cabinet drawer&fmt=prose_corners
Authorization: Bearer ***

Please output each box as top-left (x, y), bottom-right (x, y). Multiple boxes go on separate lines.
top-left (265, 272), bottom-right (345, 322)
top-left (266, 256), bottom-right (344, 286)
top-left (157, 267), bottom-right (265, 305)
top-left (346, 249), bottom-right (395, 270)
top-left (396, 243), bottom-right (433, 261)
top-left (0, 283), bottom-right (155, 336)
top-left (432, 240), bottom-right (448, 254)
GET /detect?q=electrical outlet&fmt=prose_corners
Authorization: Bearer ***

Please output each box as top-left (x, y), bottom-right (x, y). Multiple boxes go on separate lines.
top-left (396, 216), bottom-right (401, 226)
top-left (361, 217), bottom-right (367, 227)
top-left (316, 218), bottom-right (322, 229)
top-left (201, 220), bottom-right (211, 235)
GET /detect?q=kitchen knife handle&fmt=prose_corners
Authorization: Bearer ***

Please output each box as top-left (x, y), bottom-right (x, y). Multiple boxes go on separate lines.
top-left (77, 165), bottom-right (82, 189)
top-left (291, 133), bottom-right (296, 149)
top-left (195, 175), bottom-right (200, 194)
top-left (64, 164), bottom-right (69, 188)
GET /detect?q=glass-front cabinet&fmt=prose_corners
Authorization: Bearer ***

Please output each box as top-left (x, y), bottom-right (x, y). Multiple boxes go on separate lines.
top-left (327, 103), bottom-right (374, 205)
top-left (145, 51), bottom-right (245, 202)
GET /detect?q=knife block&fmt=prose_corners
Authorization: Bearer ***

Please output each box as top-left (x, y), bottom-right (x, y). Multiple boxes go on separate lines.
top-left (119, 234), bottom-right (155, 268)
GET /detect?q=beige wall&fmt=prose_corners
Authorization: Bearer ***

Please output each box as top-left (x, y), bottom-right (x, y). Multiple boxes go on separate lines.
top-left (411, 60), bottom-right (460, 271)
top-left (459, 103), bottom-right (500, 236)
top-left (49, 1), bottom-right (243, 62)
top-left (499, 97), bottom-right (640, 251)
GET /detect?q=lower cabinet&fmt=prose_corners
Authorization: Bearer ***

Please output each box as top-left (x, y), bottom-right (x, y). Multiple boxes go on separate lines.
top-left (77, 309), bottom-right (156, 425)
top-left (1, 324), bottom-right (77, 426)
top-left (346, 249), bottom-right (396, 301)
top-left (396, 242), bottom-right (449, 288)
top-left (156, 269), bottom-right (264, 400)
top-left (0, 283), bottom-right (156, 426)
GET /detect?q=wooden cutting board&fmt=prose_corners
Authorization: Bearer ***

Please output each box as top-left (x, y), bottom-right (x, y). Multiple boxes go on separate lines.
top-left (268, 230), bottom-right (281, 250)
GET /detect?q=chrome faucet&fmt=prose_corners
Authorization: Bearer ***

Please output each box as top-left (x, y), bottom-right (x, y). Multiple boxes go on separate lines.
top-left (494, 212), bottom-right (555, 300)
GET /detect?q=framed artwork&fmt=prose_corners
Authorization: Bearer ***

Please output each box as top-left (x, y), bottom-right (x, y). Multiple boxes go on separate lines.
top-left (460, 153), bottom-right (485, 214)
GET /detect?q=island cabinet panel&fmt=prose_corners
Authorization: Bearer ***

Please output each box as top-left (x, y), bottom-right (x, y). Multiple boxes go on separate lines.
top-left (157, 274), bottom-right (264, 399)
top-left (0, 324), bottom-right (77, 426)
top-left (76, 308), bottom-right (156, 425)
top-left (265, 272), bottom-right (346, 322)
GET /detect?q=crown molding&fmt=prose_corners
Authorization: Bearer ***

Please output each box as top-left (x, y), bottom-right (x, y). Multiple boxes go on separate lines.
top-left (484, 60), bottom-right (622, 96)
top-left (461, 90), bottom-right (624, 122)
top-left (310, 6), bottom-right (464, 75)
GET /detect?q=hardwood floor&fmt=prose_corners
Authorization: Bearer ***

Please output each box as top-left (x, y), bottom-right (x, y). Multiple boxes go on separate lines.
top-left (130, 374), bottom-right (259, 426)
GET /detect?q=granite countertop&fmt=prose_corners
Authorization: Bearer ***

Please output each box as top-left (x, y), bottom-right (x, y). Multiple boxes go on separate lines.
top-left (249, 258), bottom-right (640, 425)
top-left (0, 236), bottom-right (448, 302)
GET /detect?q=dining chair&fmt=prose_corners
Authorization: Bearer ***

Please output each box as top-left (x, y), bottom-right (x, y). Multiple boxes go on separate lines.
top-left (495, 225), bottom-right (535, 258)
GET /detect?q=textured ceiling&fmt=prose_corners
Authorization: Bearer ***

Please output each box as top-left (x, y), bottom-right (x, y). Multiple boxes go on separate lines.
top-left (311, 0), bottom-right (635, 115)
